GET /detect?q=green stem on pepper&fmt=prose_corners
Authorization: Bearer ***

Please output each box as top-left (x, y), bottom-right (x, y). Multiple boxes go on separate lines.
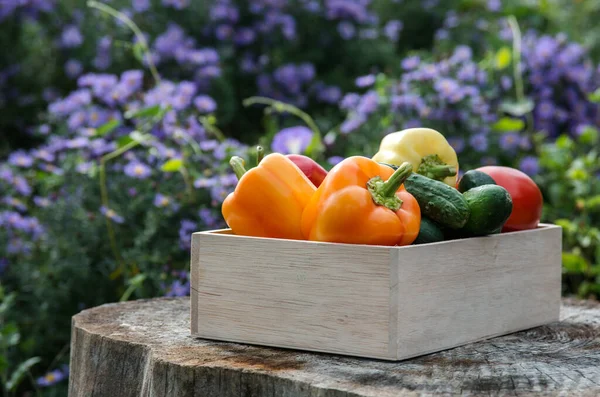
top-left (367, 162), bottom-right (413, 212)
top-left (256, 146), bottom-right (264, 166)
top-left (230, 156), bottom-right (247, 180)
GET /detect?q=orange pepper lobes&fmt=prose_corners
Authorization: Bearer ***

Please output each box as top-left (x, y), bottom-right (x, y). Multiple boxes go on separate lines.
top-left (222, 152), bottom-right (316, 239)
top-left (301, 157), bottom-right (421, 246)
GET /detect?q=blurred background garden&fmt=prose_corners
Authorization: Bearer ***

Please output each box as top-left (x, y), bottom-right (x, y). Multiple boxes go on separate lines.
top-left (2, 0), bottom-right (600, 394)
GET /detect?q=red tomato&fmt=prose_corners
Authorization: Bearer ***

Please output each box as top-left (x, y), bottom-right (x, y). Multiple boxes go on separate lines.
top-left (476, 166), bottom-right (543, 232)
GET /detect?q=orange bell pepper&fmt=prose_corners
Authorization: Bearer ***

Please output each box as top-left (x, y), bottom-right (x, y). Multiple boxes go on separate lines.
top-left (301, 157), bottom-right (421, 246)
top-left (222, 152), bottom-right (316, 239)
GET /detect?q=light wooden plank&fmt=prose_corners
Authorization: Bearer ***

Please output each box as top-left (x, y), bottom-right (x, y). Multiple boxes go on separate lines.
top-left (192, 233), bottom-right (395, 358)
top-left (394, 224), bottom-right (562, 359)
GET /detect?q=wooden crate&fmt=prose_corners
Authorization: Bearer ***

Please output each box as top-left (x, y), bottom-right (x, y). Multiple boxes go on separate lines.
top-left (190, 224), bottom-right (562, 361)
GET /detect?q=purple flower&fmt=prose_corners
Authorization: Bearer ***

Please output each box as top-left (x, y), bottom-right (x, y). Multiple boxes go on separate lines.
top-left (327, 156), bottom-right (344, 166)
top-left (316, 85), bottom-right (342, 104)
top-left (271, 126), bottom-right (313, 154)
top-left (434, 78), bottom-right (463, 102)
top-left (384, 20), bottom-right (403, 42)
top-left (193, 95), bottom-right (217, 113)
top-left (164, 280), bottom-right (190, 297)
top-left (194, 177), bottom-right (218, 188)
top-left (37, 369), bottom-right (67, 387)
top-left (100, 206), bottom-right (124, 224)
top-left (8, 151), bottom-right (33, 168)
top-left (337, 21), bottom-right (356, 39)
top-left (124, 161), bottom-right (152, 179)
top-left (61, 25), bottom-right (83, 48)
top-left (121, 70), bottom-right (144, 91)
top-left (65, 59), bottom-right (83, 79)
top-left (447, 137), bottom-right (465, 154)
top-left (153, 193), bottom-right (173, 208)
top-left (13, 176), bottom-right (32, 196)
top-left (340, 93), bottom-right (360, 110)
top-left (535, 101), bottom-right (555, 120)
top-left (534, 36), bottom-right (559, 65)
top-left (519, 156), bottom-right (540, 176)
top-left (356, 91), bottom-right (379, 114)
top-left (487, 0), bottom-right (501, 11)
top-left (401, 56), bottom-right (420, 70)
top-left (162, 0), bottom-right (190, 10)
top-left (499, 133), bottom-right (521, 151)
top-left (469, 133), bottom-right (489, 152)
top-left (216, 25), bottom-right (234, 40)
top-left (501, 76), bottom-right (512, 90)
top-left (340, 115), bottom-right (366, 134)
top-left (132, 0), bottom-right (150, 12)
top-left (355, 74), bottom-right (376, 88)
top-left (3, 197), bottom-right (27, 212)
top-left (235, 28), bottom-right (256, 45)
top-left (199, 208), bottom-right (221, 228)
top-left (179, 219), bottom-right (197, 250)
top-left (34, 196), bottom-right (51, 208)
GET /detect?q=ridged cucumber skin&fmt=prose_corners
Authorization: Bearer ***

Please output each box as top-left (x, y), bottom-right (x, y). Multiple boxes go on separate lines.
top-left (462, 185), bottom-right (513, 236)
top-left (404, 174), bottom-right (470, 230)
top-left (457, 170), bottom-right (496, 193)
top-left (414, 217), bottom-right (445, 244)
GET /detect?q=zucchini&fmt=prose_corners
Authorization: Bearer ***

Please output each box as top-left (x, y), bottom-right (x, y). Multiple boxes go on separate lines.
top-left (404, 173), bottom-right (470, 229)
top-left (414, 217), bottom-right (445, 244)
top-left (462, 185), bottom-right (513, 236)
top-left (457, 170), bottom-right (496, 193)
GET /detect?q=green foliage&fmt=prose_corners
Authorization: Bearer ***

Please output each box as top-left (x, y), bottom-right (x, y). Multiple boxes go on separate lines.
top-left (536, 129), bottom-right (600, 298)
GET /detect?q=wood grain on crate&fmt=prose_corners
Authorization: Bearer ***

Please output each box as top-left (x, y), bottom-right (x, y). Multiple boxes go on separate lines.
top-left (191, 223), bottom-right (562, 361)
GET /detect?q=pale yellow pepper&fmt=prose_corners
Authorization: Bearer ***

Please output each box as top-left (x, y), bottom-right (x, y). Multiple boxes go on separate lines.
top-left (372, 128), bottom-right (459, 186)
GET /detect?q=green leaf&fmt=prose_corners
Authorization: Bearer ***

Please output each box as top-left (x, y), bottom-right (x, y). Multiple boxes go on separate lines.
top-left (0, 292), bottom-right (15, 314)
top-left (124, 105), bottom-right (162, 119)
top-left (132, 42), bottom-right (145, 63)
top-left (120, 274), bottom-right (147, 302)
top-left (117, 135), bottom-right (134, 148)
top-left (562, 252), bottom-right (589, 274)
top-left (585, 195), bottom-right (600, 210)
top-left (577, 126), bottom-right (599, 145)
top-left (492, 117), bottom-right (524, 132)
top-left (95, 119), bottom-right (121, 136)
top-left (6, 357), bottom-right (41, 391)
top-left (589, 88), bottom-right (600, 103)
top-left (161, 159), bottom-right (183, 172)
top-left (500, 99), bottom-right (535, 116)
top-left (130, 131), bottom-right (149, 143)
top-left (0, 323), bottom-right (20, 347)
top-left (495, 47), bottom-right (512, 69)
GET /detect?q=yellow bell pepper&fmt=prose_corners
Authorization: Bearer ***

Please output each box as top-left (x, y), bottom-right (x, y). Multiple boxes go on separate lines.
top-left (372, 128), bottom-right (459, 186)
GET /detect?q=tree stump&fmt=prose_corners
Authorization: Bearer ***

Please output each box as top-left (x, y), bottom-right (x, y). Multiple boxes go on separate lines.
top-left (69, 297), bottom-right (600, 397)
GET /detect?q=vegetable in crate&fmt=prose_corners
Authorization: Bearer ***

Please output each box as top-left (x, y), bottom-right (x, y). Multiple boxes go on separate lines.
top-left (301, 158), bottom-right (420, 246)
top-left (222, 152), bottom-right (316, 239)
top-left (372, 128), bottom-right (459, 186)
top-left (457, 170), bottom-right (496, 193)
top-left (403, 173), bottom-right (470, 230)
top-left (414, 217), bottom-right (445, 244)
top-left (476, 166), bottom-right (543, 231)
top-left (286, 154), bottom-right (328, 187)
top-left (461, 185), bottom-right (513, 236)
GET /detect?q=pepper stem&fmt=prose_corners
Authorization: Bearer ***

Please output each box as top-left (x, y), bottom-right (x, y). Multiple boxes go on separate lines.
top-left (367, 162), bottom-right (413, 212)
top-left (230, 156), bottom-right (247, 180)
top-left (417, 154), bottom-right (456, 181)
top-left (256, 146), bottom-right (264, 166)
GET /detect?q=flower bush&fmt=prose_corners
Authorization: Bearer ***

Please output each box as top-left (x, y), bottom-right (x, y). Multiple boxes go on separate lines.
top-left (2, 0), bottom-right (600, 394)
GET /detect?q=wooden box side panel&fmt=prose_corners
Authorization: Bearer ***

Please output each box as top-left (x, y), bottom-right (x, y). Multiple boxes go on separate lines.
top-left (395, 225), bottom-right (562, 359)
top-left (191, 233), bottom-right (396, 359)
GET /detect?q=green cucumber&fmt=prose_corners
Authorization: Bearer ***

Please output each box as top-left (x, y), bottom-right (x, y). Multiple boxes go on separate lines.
top-left (404, 173), bottom-right (470, 230)
top-left (414, 217), bottom-right (445, 244)
top-left (462, 185), bottom-right (513, 236)
top-left (457, 170), bottom-right (496, 193)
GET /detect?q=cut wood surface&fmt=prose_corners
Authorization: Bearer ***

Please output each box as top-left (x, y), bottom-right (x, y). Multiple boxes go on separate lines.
top-left (69, 297), bottom-right (600, 397)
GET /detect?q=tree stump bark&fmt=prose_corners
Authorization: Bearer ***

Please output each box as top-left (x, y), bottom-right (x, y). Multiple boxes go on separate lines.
top-left (69, 297), bottom-right (600, 397)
